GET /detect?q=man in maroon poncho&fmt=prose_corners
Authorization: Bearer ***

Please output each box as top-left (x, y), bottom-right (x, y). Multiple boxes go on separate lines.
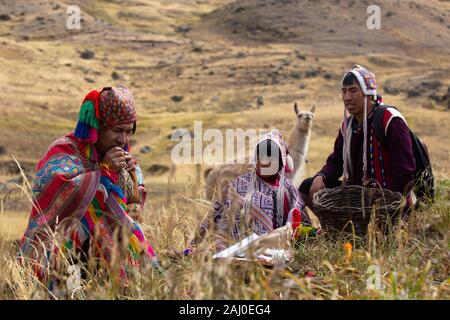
top-left (299, 65), bottom-right (416, 212)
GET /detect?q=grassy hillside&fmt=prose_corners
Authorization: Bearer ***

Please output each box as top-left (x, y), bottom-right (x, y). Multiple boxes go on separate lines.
top-left (0, 0), bottom-right (448, 299)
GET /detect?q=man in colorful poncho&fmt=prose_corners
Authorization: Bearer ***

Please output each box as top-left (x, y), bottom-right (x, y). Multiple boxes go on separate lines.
top-left (299, 65), bottom-right (416, 212)
top-left (190, 130), bottom-right (315, 253)
top-left (19, 85), bottom-right (157, 291)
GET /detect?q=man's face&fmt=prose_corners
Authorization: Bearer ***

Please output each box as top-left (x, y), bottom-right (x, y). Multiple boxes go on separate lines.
top-left (95, 123), bottom-right (134, 156)
top-left (341, 83), bottom-right (365, 116)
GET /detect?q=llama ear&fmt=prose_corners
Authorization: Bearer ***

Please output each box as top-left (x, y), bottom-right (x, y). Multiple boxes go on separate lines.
top-left (294, 102), bottom-right (299, 115)
top-left (310, 104), bottom-right (316, 113)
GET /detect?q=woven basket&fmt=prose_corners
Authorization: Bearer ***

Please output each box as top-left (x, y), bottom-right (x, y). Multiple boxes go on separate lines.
top-left (312, 185), bottom-right (405, 236)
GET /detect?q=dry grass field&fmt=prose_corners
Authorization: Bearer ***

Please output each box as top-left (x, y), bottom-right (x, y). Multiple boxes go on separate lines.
top-left (0, 0), bottom-right (448, 299)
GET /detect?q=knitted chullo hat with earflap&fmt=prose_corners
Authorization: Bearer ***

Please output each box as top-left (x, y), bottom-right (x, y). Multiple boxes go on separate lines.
top-left (341, 64), bottom-right (378, 185)
top-left (74, 85), bottom-right (137, 145)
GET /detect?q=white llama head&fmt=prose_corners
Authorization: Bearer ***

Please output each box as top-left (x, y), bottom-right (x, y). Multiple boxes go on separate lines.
top-left (293, 102), bottom-right (315, 131)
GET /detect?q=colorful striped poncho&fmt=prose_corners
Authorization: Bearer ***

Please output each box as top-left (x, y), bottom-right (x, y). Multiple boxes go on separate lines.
top-left (19, 133), bottom-right (157, 289)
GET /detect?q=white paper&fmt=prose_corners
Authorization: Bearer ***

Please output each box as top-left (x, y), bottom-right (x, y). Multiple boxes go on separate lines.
top-left (213, 233), bottom-right (259, 259)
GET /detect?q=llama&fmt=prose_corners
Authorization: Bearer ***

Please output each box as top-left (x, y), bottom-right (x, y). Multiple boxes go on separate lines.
top-left (203, 102), bottom-right (315, 200)
top-left (286, 102), bottom-right (315, 186)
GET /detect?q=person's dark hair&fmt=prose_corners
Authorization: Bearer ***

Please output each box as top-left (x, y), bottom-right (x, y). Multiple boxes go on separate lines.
top-left (342, 72), bottom-right (378, 102)
top-left (132, 122), bottom-right (136, 134)
top-left (256, 139), bottom-right (283, 173)
top-left (342, 72), bottom-right (360, 87)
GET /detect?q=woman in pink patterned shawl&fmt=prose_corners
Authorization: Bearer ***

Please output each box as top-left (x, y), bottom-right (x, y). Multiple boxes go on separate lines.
top-left (19, 85), bottom-right (158, 293)
top-left (190, 130), bottom-right (314, 253)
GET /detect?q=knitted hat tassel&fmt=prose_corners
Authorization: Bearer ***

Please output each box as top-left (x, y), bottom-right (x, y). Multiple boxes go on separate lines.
top-left (74, 90), bottom-right (101, 143)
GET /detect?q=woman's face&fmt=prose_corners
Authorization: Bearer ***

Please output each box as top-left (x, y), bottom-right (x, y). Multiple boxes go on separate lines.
top-left (256, 155), bottom-right (280, 177)
top-left (255, 140), bottom-right (282, 177)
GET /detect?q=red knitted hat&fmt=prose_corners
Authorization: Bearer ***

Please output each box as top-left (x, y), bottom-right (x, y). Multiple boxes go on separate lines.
top-left (98, 85), bottom-right (137, 133)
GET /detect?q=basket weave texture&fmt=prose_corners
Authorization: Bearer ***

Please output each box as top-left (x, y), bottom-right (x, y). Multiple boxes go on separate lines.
top-left (313, 185), bottom-right (405, 235)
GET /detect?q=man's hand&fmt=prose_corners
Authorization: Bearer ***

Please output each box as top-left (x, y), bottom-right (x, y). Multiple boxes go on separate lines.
top-left (310, 175), bottom-right (326, 198)
top-left (362, 178), bottom-right (377, 188)
top-left (124, 151), bottom-right (136, 171)
top-left (102, 147), bottom-right (126, 172)
top-left (128, 203), bottom-right (143, 223)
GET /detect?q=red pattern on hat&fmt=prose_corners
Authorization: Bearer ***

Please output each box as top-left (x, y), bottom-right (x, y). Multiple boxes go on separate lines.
top-left (98, 85), bottom-right (137, 133)
top-left (348, 64), bottom-right (377, 96)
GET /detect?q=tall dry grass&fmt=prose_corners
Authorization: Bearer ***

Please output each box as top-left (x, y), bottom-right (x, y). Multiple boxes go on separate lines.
top-left (0, 160), bottom-right (448, 300)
